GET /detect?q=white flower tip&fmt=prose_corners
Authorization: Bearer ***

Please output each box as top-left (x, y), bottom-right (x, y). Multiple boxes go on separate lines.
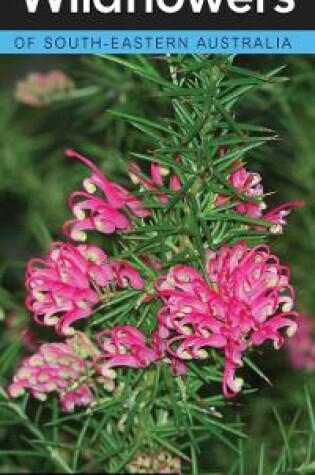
top-left (95, 220), bottom-right (106, 232)
top-left (71, 230), bottom-right (87, 242)
top-left (34, 291), bottom-right (45, 302)
top-left (181, 325), bottom-right (193, 335)
top-left (233, 378), bottom-right (244, 392)
top-left (86, 250), bottom-right (101, 263)
top-left (266, 276), bottom-right (278, 288)
top-left (74, 209), bottom-right (86, 220)
top-left (83, 179), bottom-right (97, 194)
top-left (129, 173), bottom-right (140, 185)
top-left (196, 349), bottom-right (208, 359)
top-left (160, 166), bottom-right (170, 177)
top-left (270, 224), bottom-right (283, 235)
top-left (35, 393), bottom-right (48, 401)
top-left (273, 340), bottom-right (281, 350)
top-left (282, 301), bottom-right (294, 312)
top-left (177, 349), bottom-right (193, 360)
top-left (102, 367), bottom-right (117, 380)
top-left (287, 324), bottom-right (298, 338)
top-left (63, 326), bottom-right (75, 337)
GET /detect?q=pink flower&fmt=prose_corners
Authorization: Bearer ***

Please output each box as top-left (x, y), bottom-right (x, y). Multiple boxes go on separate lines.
top-left (25, 242), bottom-right (111, 335)
top-left (216, 163), bottom-right (303, 232)
top-left (8, 339), bottom-right (95, 412)
top-left (25, 242), bottom-right (144, 335)
top-left (128, 159), bottom-right (181, 205)
top-left (64, 150), bottom-right (150, 241)
top-left (111, 261), bottom-right (145, 290)
top-left (287, 314), bottom-right (315, 370)
top-left (263, 201), bottom-right (304, 234)
top-left (156, 242), bottom-right (298, 398)
top-left (94, 325), bottom-right (159, 382)
top-left (15, 70), bottom-right (74, 107)
top-left (215, 165), bottom-right (265, 218)
top-left (60, 384), bottom-right (94, 412)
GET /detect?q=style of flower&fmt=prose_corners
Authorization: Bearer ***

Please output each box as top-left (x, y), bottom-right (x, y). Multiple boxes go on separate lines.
top-left (26, 242), bottom-right (144, 335)
top-left (15, 70), bottom-right (74, 107)
top-left (94, 326), bottom-right (159, 383)
top-left (128, 159), bottom-right (181, 204)
top-left (8, 337), bottom-right (95, 412)
top-left (215, 162), bottom-right (303, 233)
top-left (287, 313), bottom-right (315, 370)
top-left (156, 242), bottom-right (299, 397)
top-left (63, 150), bottom-right (150, 241)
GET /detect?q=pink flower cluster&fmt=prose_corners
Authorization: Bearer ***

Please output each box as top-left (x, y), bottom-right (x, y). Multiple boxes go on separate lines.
top-left (8, 328), bottom-right (158, 412)
top-left (8, 338), bottom-right (94, 412)
top-left (26, 242), bottom-right (144, 336)
top-left (64, 150), bottom-right (150, 242)
top-left (287, 313), bottom-right (315, 370)
top-left (9, 149), bottom-right (302, 411)
top-left (216, 160), bottom-right (303, 234)
top-left (156, 242), bottom-right (298, 397)
top-left (15, 71), bottom-right (74, 107)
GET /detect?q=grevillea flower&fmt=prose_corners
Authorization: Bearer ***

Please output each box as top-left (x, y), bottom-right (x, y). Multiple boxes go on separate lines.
top-left (156, 242), bottom-right (299, 397)
top-left (26, 242), bottom-right (110, 335)
top-left (127, 451), bottom-right (181, 474)
top-left (94, 326), bottom-right (158, 382)
top-left (215, 164), bottom-right (265, 218)
top-left (287, 314), bottom-right (315, 370)
top-left (63, 150), bottom-right (150, 241)
top-left (111, 261), bottom-right (145, 290)
top-left (263, 201), bottom-right (304, 234)
top-left (128, 159), bottom-right (181, 204)
top-left (15, 71), bottom-right (74, 107)
top-left (215, 162), bottom-right (303, 233)
top-left (8, 336), bottom-right (96, 412)
top-left (26, 242), bottom-right (144, 335)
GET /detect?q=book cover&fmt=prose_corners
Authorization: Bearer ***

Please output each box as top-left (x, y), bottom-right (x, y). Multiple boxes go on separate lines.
top-left (0, 2), bottom-right (314, 474)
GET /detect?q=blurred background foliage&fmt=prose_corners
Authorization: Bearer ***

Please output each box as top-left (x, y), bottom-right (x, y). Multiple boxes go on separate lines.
top-left (0, 55), bottom-right (314, 474)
